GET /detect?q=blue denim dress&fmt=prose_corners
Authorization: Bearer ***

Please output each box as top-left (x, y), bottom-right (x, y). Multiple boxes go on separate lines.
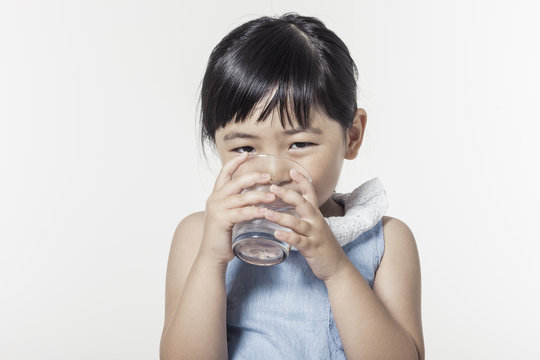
top-left (225, 219), bottom-right (385, 359)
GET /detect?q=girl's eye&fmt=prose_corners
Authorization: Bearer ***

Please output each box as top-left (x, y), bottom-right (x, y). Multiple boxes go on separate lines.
top-left (233, 146), bottom-right (255, 153)
top-left (290, 142), bottom-right (313, 150)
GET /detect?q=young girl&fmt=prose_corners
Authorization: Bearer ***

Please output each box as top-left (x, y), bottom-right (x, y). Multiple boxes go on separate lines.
top-left (160, 13), bottom-right (424, 360)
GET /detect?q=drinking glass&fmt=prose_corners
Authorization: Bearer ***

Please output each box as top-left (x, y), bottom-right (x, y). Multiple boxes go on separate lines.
top-left (231, 154), bottom-right (311, 266)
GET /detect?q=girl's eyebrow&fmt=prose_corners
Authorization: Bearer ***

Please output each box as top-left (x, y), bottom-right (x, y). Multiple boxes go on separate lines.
top-left (282, 127), bottom-right (323, 136)
top-left (222, 127), bottom-right (322, 142)
top-left (222, 132), bottom-right (259, 141)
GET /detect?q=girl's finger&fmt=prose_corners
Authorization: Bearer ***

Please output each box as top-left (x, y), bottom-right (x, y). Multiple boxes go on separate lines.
top-left (290, 168), bottom-right (318, 207)
top-left (213, 152), bottom-right (249, 191)
top-left (218, 171), bottom-right (272, 196)
top-left (228, 206), bottom-right (268, 225)
top-left (264, 209), bottom-right (310, 236)
top-left (274, 228), bottom-right (307, 250)
top-left (269, 184), bottom-right (317, 219)
top-left (221, 190), bottom-right (276, 209)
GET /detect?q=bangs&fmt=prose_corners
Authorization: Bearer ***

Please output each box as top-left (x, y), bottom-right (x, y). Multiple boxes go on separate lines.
top-left (228, 26), bottom-right (321, 129)
top-left (201, 22), bottom-right (327, 141)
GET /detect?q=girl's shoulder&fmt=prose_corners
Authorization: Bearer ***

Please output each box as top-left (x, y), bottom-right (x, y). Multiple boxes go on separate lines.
top-left (171, 211), bottom-right (205, 251)
top-left (175, 211), bottom-right (205, 232)
top-left (380, 215), bottom-right (419, 264)
top-left (167, 211), bottom-right (206, 286)
top-left (381, 216), bottom-right (416, 244)
top-left (376, 214), bottom-right (420, 292)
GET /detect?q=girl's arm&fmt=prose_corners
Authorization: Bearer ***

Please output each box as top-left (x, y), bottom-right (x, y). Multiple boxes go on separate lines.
top-left (160, 152), bottom-right (275, 359)
top-left (324, 216), bottom-right (424, 360)
top-left (264, 171), bottom-right (423, 359)
top-left (159, 212), bottom-right (229, 360)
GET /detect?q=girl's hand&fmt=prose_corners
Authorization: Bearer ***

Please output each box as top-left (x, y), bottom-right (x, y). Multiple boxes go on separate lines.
top-left (199, 152), bottom-right (275, 265)
top-left (263, 168), bottom-right (350, 281)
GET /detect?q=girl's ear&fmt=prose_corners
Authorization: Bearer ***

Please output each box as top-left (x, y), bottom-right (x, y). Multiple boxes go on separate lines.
top-left (345, 109), bottom-right (367, 160)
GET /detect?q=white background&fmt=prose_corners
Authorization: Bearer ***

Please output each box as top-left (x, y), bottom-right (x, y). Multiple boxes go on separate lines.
top-left (1, 1), bottom-right (539, 359)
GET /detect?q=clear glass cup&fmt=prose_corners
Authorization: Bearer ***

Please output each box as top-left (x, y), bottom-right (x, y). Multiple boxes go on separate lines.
top-left (231, 154), bottom-right (311, 266)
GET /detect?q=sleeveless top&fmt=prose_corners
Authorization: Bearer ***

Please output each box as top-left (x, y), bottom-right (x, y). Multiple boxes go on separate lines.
top-left (225, 178), bottom-right (388, 359)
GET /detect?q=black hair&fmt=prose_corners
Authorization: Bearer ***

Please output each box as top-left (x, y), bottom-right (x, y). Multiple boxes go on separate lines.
top-left (200, 13), bottom-right (358, 144)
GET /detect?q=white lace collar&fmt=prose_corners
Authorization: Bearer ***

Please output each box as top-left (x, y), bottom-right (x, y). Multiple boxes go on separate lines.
top-left (324, 178), bottom-right (388, 247)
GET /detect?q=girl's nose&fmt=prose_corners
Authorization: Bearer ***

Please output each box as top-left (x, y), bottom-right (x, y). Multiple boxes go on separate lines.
top-left (267, 162), bottom-right (292, 186)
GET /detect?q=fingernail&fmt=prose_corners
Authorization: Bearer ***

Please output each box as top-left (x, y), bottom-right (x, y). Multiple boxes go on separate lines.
top-left (265, 193), bottom-right (275, 200)
top-left (270, 184), bottom-right (279, 192)
top-left (260, 173), bottom-right (271, 180)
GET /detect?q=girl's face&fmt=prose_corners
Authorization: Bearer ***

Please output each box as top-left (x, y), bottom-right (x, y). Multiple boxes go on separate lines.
top-left (214, 109), bottom-right (364, 217)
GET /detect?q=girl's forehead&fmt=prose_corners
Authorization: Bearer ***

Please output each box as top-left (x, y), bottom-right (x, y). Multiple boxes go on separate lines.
top-left (219, 108), bottom-right (334, 134)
